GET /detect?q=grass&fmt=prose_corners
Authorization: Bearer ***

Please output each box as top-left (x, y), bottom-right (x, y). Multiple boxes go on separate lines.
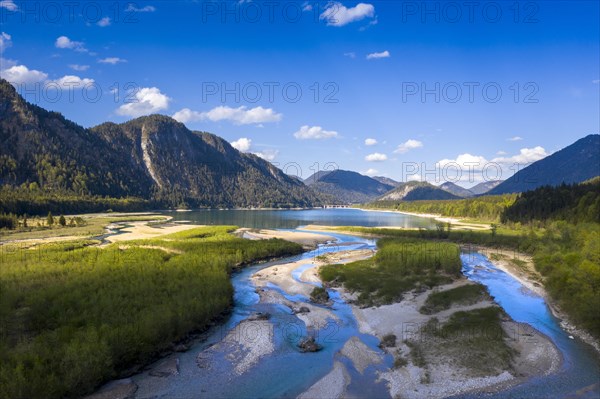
top-left (320, 237), bottom-right (462, 306)
top-left (433, 307), bottom-right (515, 375)
top-left (0, 226), bottom-right (303, 399)
top-left (420, 284), bottom-right (489, 315)
top-left (310, 287), bottom-right (330, 304)
top-left (404, 340), bottom-right (427, 368)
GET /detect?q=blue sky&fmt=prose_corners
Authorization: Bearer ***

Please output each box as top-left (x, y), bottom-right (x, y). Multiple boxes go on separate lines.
top-left (1, 0), bottom-right (598, 186)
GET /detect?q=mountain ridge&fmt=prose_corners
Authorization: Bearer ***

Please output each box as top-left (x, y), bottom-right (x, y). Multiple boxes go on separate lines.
top-left (377, 181), bottom-right (460, 202)
top-left (0, 79), bottom-right (324, 209)
top-left (488, 134), bottom-right (600, 195)
top-left (304, 169), bottom-right (395, 204)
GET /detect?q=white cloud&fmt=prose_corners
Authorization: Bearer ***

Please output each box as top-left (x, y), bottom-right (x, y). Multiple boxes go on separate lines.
top-left (172, 108), bottom-right (202, 123)
top-left (0, 32), bottom-right (12, 52)
top-left (364, 138), bottom-right (377, 146)
top-left (320, 2), bottom-right (375, 27)
top-left (492, 146), bottom-right (548, 165)
top-left (231, 137), bottom-right (252, 152)
top-left (508, 136), bottom-right (523, 141)
top-left (437, 153), bottom-right (489, 170)
top-left (359, 17), bottom-right (378, 31)
top-left (229, 137), bottom-right (278, 161)
top-left (302, 2), bottom-right (312, 11)
top-left (431, 147), bottom-right (548, 184)
top-left (253, 149), bottom-right (279, 161)
top-left (116, 87), bottom-right (171, 117)
top-left (343, 52), bottom-right (356, 59)
top-left (366, 50), bottom-right (390, 60)
top-left (363, 168), bottom-right (378, 176)
top-left (0, 65), bottom-right (48, 84)
top-left (496, 150), bottom-right (507, 155)
top-left (394, 139), bottom-right (423, 154)
top-left (203, 105), bottom-right (281, 125)
top-left (68, 64), bottom-right (90, 71)
top-left (98, 57), bottom-right (127, 64)
top-left (365, 152), bottom-right (387, 162)
top-left (55, 36), bottom-right (87, 52)
top-left (97, 17), bottom-right (111, 27)
top-left (48, 75), bottom-right (94, 89)
top-left (0, 1), bottom-right (17, 11)
top-left (593, 79), bottom-right (600, 84)
top-left (125, 4), bottom-right (156, 12)
top-left (293, 125), bottom-right (339, 140)
top-left (173, 106), bottom-right (281, 125)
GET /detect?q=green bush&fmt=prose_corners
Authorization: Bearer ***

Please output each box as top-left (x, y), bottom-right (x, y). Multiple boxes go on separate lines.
top-left (420, 284), bottom-right (489, 314)
top-left (320, 238), bottom-right (461, 306)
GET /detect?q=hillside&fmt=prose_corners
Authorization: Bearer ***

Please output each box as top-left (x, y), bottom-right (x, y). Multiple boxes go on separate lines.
top-left (489, 134), bottom-right (600, 195)
top-left (304, 169), bottom-right (395, 204)
top-left (377, 181), bottom-right (460, 202)
top-left (0, 79), bottom-right (323, 210)
top-left (469, 180), bottom-right (503, 195)
top-left (372, 176), bottom-right (401, 187)
top-left (439, 182), bottom-right (474, 198)
top-left (501, 178), bottom-right (600, 223)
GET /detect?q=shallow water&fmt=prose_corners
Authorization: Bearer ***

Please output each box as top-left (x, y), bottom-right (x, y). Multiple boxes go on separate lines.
top-left (129, 210), bottom-right (599, 398)
top-left (132, 231), bottom-right (393, 398)
top-left (456, 252), bottom-right (600, 399)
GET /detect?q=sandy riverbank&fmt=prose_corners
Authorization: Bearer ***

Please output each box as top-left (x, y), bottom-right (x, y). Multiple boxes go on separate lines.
top-left (253, 244), bottom-right (562, 399)
top-left (346, 279), bottom-right (561, 399)
top-left (236, 228), bottom-right (336, 249)
top-left (103, 221), bottom-right (198, 243)
top-left (469, 245), bottom-right (600, 354)
top-left (356, 208), bottom-right (492, 230)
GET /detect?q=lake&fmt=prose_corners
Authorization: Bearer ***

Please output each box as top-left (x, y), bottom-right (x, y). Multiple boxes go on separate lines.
top-left (164, 208), bottom-right (437, 229)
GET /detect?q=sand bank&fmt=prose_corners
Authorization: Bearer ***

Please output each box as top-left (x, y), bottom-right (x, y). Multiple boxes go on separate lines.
top-left (104, 221), bottom-right (199, 243)
top-left (297, 361), bottom-right (350, 399)
top-left (236, 228), bottom-right (335, 249)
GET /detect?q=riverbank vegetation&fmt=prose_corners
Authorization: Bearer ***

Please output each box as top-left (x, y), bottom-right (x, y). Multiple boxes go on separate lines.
top-left (0, 186), bottom-right (155, 216)
top-left (429, 307), bottom-right (515, 375)
top-left (0, 226), bottom-right (303, 399)
top-left (362, 194), bottom-right (516, 222)
top-left (351, 180), bottom-right (600, 338)
top-left (319, 238), bottom-right (462, 306)
top-left (0, 213), bottom-right (169, 241)
top-left (420, 284), bottom-right (489, 315)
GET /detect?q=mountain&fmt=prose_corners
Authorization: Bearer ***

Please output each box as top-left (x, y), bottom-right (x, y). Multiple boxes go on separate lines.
top-left (304, 169), bottom-right (395, 204)
top-left (372, 176), bottom-right (401, 187)
top-left (469, 180), bottom-right (503, 195)
top-left (439, 182), bottom-right (473, 198)
top-left (0, 79), bottom-right (323, 208)
top-left (377, 181), bottom-right (460, 201)
top-left (488, 134), bottom-right (600, 195)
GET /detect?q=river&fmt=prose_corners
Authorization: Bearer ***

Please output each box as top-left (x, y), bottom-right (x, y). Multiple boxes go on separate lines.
top-left (128, 209), bottom-right (598, 398)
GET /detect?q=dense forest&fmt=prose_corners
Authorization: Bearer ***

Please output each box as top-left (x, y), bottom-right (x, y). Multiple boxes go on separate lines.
top-left (363, 194), bottom-right (517, 222)
top-left (501, 178), bottom-right (600, 224)
top-left (0, 186), bottom-right (154, 215)
top-left (0, 227), bottom-right (303, 398)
